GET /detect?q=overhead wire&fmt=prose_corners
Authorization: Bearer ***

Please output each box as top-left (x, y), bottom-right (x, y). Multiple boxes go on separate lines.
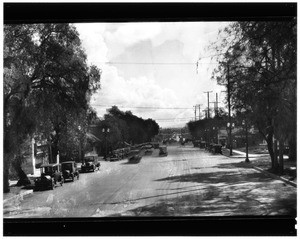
top-left (91, 104), bottom-right (192, 110)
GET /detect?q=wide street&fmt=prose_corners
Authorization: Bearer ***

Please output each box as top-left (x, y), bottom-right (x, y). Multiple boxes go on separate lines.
top-left (4, 145), bottom-right (296, 218)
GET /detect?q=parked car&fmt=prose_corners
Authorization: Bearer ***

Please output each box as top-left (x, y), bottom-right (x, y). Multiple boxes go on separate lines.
top-left (61, 161), bottom-right (80, 182)
top-left (34, 163), bottom-right (64, 190)
top-left (128, 150), bottom-right (142, 163)
top-left (159, 146), bottom-right (168, 157)
top-left (108, 150), bottom-right (121, 162)
top-left (81, 156), bottom-right (100, 172)
top-left (192, 140), bottom-right (201, 147)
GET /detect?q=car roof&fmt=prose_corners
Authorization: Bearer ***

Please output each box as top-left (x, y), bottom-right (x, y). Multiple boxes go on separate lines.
top-left (61, 161), bottom-right (76, 164)
top-left (40, 163), bottom-right (60, 167)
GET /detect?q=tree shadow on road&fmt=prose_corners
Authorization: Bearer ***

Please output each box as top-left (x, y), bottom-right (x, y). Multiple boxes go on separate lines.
top-left (108, 185), bottom-right (296, 217)
top-left (111, 176), bottom-right (296, 217)
top-left (123, 160), bottom-right (295, 217)
top-left (155, 170), bottom-right (273, 186)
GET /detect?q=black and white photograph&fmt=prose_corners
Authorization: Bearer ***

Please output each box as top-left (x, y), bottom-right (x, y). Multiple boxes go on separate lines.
top-left (3, 2), bottom-right (297, 236)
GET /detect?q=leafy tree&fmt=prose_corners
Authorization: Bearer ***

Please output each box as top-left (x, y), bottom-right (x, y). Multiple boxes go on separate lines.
top-left (187, 109), bottom-right (228, 143)
top-left (210, 20), bottom-right (296, 172)
top-left (4, 23), bottom-right (101, 191)
top-left (91, 106), bottom-right (159, 154)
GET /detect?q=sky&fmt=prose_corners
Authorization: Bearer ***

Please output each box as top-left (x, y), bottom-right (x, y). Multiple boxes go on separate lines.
top-left (75, 22), bottom-right (229, 128)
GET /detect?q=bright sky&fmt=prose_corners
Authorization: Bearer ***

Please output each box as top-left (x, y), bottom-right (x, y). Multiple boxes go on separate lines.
top-left (75, 22), bottom-right (229, 128)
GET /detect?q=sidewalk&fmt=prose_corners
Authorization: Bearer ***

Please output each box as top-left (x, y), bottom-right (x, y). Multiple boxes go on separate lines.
top-left (222, 148), bottom-right (297, 187)
top-left (4, 179), bottom-right (35, 207)
top-left (222, 148), bottom-right (270, 158)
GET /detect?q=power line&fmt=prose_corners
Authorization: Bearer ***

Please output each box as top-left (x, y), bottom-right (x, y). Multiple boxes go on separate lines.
top-left (155, 118), bottom-right (194, 122)
top-left (106, 62), bottom-right (197, 65)
top-left (91, 104), bottom-right (192, 110)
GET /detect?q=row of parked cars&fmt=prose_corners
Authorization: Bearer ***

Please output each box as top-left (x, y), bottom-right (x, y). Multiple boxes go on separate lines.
top-left (34, 143), bottom-right (163, 191)
top-left (106, 142), bottom-right (160, 162)
top-left (34, 156), bottom-right (100, 191)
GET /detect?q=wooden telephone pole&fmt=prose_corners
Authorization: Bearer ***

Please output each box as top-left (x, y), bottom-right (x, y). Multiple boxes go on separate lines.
top-left (204, 91), bottom-right (213, 118)
top-left (193, 104), bottom-right (203, 121)
top-left (210, 93), bottom-right (221, 117)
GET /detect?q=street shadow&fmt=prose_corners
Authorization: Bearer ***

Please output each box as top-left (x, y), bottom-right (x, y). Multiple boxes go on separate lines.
top-left (121, 160), bottom-right (142, 165)
top-left (155, 166), bottom-right (273, 186)
top-left (21, 185), bottom-right (34, 190)
top-left (271, 198), bottom-right (297, 216)
top-left (63, 179), bottom-right (80, 183)
top-left (212, 161), bottom-right (252, 169)
top-left (79, 170), bottom-right (96, 173)
top-left (156, 185), bottom-right (202, 191)
top-left (107, 183), bottom-right (296, 217)
top-left (111, 190), bottom-right (296, 217)
top-left (192, 167), bottom-right (210, 170)
top-left (103, 186), bottom-right (208, 206)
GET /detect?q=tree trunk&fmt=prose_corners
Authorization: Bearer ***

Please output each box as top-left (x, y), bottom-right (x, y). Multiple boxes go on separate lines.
top-left (12, 157), bottom-right (31, 186)
top-left (266, 131), bottom-right (275, 168)
top-left (279, 139), bottom-right (284, 175)
top-left (273, 139), bottom-right (279, 172)
top-left (4, 106), bottom-right (10, 193)
top-left (4, 158), bottom-right (10, 193)
top-left (288, 135), bottom-right (296, 161)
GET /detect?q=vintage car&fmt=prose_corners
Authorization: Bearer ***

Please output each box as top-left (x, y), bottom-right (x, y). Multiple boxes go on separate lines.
top-left (128, 149), bottom-right (142, 163)
top-left (159, 146), bottom-right (168, 157)
top-left (108, 150), bottom-right (121, 162)
top-left (61, 161), bottom-right (80, 182)
top-left (81, 156), bottom-right (100, 172)
top-left (34, 163), bottom-right (64, 190)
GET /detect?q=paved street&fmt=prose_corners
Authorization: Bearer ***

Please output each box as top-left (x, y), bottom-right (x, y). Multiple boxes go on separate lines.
top-left (4, 145), bottom-right (296, 218)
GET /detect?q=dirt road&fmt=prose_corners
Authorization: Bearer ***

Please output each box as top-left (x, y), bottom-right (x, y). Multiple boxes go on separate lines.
top-left (4, 145), bottom-right (296, 218)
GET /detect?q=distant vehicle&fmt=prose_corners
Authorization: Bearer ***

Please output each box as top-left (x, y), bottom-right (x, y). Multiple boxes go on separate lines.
top-left (192, 140), bottom-right (201, 147)
top-left (34, 163), bottom-right (64, 190)
top-left (61, 161), bottom-right (80, 181)
top-left (159, 146), bottom-right (168, 157)
top-left (109, 150), bottom-right (121, 162)
top-left (81, 156), bottom-right (100, 172)
top-left (128, 149), bottom-right (142, 163)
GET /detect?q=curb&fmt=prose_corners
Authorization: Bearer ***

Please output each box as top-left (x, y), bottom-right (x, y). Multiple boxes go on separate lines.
top-left (221, 150), bottom-right (297, 188)
top-left (3, 189), bottom-right (33, 205)
top-left (250, 165), bottom-right (297, 188)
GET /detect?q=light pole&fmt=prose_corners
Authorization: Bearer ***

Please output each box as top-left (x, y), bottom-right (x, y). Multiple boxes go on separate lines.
top-left (242, 120), bottom-right (250, 163)
top-left (78, 126), bottom-right (82, 163)
top-left (102, 127), bottom-right (110, 160)
top-left (227, 122), bottom-right (234, 155)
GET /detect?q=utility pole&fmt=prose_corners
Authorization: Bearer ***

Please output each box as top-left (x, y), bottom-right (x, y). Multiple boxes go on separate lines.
top-left (216, 93), bottom-right (219, 115)
top-left (210, 94), bottom-right (221, 117)
top-left (204, 91), bottom-right (213, 118)
top-left (194, 104), bottom-right (202, 121)
top-left (227, 64), bottom-right (233, 156)
top-left (202, 109), bottom-right (208, 119)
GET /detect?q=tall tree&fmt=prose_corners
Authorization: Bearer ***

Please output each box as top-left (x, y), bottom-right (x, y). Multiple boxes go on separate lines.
top-left (4, 23), bottom-right (101, 191)
top-left (210, 20), bottom-right (296, 171)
